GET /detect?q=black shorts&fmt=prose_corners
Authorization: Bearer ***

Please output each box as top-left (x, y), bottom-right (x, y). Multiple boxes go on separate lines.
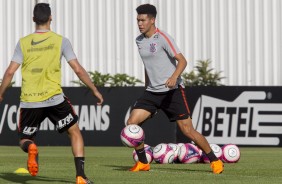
top-left (132, 86), bottom-right (191, 121)
top-left (18, 97), bottom-right (78, 140)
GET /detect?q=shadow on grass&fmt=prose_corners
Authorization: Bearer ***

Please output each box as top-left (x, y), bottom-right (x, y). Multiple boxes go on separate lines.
top-left (103, 164), bottom-right (211, 173)
top-left (0, 173), bottom-right (73, 184)
top-left (103, 164), bottom-right (131, 171)
top-left (156, 166), bottom-right (211, 173)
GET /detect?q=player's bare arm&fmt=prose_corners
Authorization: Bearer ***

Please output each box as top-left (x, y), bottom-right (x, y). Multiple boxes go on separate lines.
top-left (0, 61), bottom-right (20, 102)
top-left (165, 53), bottom-right (187, 88)
top-left (68, 59), bottom-right (104, 105)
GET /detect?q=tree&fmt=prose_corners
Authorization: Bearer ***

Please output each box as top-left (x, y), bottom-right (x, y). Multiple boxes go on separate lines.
top-left (182, 59), bottom-right (225, 86)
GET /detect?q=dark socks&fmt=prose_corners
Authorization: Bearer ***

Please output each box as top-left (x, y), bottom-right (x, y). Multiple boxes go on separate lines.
top-left (136, 147), bottom-right (148, 164)
top-left (206, 151), bottom-right (219, 162)
top-left (74, 157), bottom-right (86, 178)
top-left (20, 141), bottom-right (33, 153)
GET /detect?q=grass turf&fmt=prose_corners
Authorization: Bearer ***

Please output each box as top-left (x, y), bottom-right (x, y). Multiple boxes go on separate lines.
top-left (0, 146), bottom-right (281, 184)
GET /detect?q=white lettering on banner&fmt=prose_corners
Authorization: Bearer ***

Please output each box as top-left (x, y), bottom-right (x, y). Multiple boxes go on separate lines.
top-left (101, 105), bottom-right (110, 131)
top-left (7, 105), bottom-right (18, 131)
top-left (0, 105), bottom-right (19, 134)
top-left (39, 118), bottom-right (55, 130)
top-left (0, 104), bottom-right (110, 133)
top-left (192, 91), bottom-right (282, 145)
top-left (80, 105), bottom-right (90, 130)
top-left (0, 105), bottom-right (9, 134)
top-left (74, 105), bottom-right (110, 131)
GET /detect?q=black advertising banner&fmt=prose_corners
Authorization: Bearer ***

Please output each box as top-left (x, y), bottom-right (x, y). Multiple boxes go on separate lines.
top-left (1, 87), bottom-right (282, 146)
top-left (177, 86), bottom-right (282, 147)
top-left (0, 87), bottom-right (176, 146)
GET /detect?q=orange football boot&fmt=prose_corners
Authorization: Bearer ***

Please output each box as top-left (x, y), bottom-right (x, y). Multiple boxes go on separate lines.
top-left (129, 161), bottom-right (150, 172)
top-left (211, 159), bottom-right (224, 174)
top-left (76, 176), bottom-right (93, 184)
top-left (27, 143), bottom-right (38, 176)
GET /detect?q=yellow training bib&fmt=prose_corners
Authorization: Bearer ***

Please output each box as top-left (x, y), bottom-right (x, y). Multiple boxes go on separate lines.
top-left (19, 31), bottom-right (63, 102)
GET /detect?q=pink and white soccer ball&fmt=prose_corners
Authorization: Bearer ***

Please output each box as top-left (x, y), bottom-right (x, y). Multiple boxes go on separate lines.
top-left (221, 144), bottom-right (240, 163)
top-left (174, 143), bottom-right (185, 163)
top-left (168, 143), bottom-right (180, 162)
top-left (153, 143), bottom-right (175, 164)
top-left (178, 143), bottom-right (201, 163)
top-left (201, 143), bottom-right (223, 163)
top-left (189, 143), bottom-right (202, 162)
top-left (132, 144), bottom-right (153, 163)
top-left (177, 143), bottom-right (185, 148)
top-left (120, 125), bottom-right (144, 148)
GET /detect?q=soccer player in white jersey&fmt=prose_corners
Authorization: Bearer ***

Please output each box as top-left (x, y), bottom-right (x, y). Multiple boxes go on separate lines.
top-left (0, 3), bottom-right (102, 183)
top-left (126, 4), bottom-right (224, 174)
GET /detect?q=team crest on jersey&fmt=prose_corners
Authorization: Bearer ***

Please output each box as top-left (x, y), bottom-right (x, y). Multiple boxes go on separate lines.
top-left (150, 43), bottom-right (157, 53)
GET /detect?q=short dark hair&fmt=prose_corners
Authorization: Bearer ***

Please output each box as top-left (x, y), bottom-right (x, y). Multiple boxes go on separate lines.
top-left (33, 3), bottom-right (51, 25)
top-left (136, 4), bottom-right (157, 18)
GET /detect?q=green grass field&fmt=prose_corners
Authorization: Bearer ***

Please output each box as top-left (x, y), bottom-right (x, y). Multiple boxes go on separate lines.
top-left (0, 146), bottom-right (281, 184)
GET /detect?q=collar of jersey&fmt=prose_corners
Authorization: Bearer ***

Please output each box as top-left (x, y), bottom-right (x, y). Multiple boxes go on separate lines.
top-left (34, 29), bottom-right (50, 34)
top-left (144, 28), bottom-right (159, 39)
top-left (155, 28), bottom-right (159, 33)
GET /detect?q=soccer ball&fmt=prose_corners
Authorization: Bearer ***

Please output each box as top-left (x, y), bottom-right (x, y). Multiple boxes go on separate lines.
top-left (201, 143), bottom-right (223, 163)
top-left (153, 143), bottom-right (175, 164)
top-left (120, 125), bottom-right (144, 148)
top-left (221, 144), bottom-right (240, 163)
top-left (132, 144), bottom-right (153, 163)
top-left (178, 143), bottom-right (201, 164)
top-left (174, 143), bottom-right (185, 163)
top-left (177, 143), bottom-right (185, 148)
top-left (189, 142), bottom-right (203, 157)
top-left (168, 143), bottom-right (180, 162)
top-left (210, 143), bottom-right (223, 159)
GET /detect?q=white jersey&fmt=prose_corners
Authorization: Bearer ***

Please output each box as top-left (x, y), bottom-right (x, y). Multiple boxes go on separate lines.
top-left (136, 28), bottom-right (184, 92)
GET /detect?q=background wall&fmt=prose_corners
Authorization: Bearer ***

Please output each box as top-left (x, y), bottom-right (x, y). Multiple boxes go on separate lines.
top-left (0, 0), bottom-right (281, 86)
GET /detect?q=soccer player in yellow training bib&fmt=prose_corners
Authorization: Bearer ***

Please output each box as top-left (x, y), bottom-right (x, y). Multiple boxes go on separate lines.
top-left (127, 4), bottom-right (224, 174)
top-left (0, 3), bottom-right (103, 184)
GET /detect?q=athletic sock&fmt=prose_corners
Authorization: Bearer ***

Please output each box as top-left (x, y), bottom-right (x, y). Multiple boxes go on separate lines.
top-left (21, 141), bottom-right (33, 153)
top-left (136, 147), bottom-right (148, 164)
top-left (206, 151), bottom-right (219, 162)
top-left (74, 157), bottom-right (86, 178)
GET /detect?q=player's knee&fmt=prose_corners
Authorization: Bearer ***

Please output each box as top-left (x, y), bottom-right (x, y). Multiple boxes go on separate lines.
top-left (126, 120), bottom-right (133, 126)
top-left (67, 123), bottom-right (81, 136)
top-left (126, 118), bottom-right (138, 126)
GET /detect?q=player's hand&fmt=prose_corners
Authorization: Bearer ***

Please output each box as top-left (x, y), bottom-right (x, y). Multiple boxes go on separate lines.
top-left (93, 88), bottom-right (104, 105)
top-left (165, 77), bottom-right (177, 88)
top-left (0, 96), bottom-right (3, 103)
